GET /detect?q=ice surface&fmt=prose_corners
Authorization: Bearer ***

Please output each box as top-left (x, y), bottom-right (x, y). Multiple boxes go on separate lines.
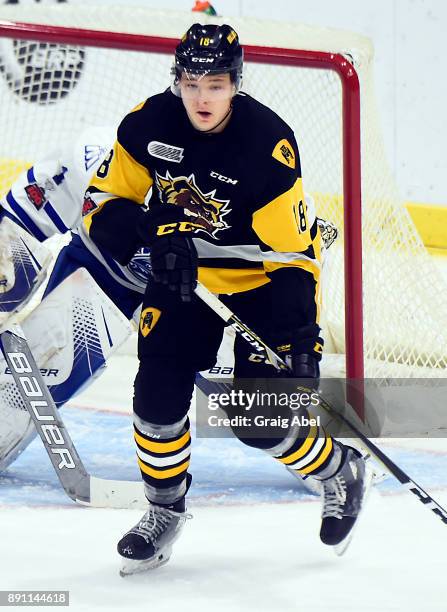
top-left (1, 357), bottom-right (447, 610)
top-left (2, 492), bottom-right (447, 612)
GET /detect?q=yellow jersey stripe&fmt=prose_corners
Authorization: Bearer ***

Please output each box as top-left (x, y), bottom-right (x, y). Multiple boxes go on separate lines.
top-left (252, 178), bottom-right (311, 252)
top-left (89, 140), bottom-right (153, 204)
top-left (137, 458), bottom-right (190, 479)
top-left (134, 430), bottom-right (190, 453)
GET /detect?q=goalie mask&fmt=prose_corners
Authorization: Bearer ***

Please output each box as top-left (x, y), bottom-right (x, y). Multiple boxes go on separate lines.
top-left (171, 23), bottom-right (243, 99)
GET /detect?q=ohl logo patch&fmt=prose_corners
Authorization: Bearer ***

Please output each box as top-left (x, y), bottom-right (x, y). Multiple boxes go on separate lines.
top-left (140, 307), bottom-right (161, 338)
top-left (155, 171), bottom-right (231, 238)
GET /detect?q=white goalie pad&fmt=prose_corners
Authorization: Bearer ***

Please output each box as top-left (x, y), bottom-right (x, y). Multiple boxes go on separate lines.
top-left (0, 216), bottom-right (53, 329)
top-left (0, 267), bottom-right (133, 470)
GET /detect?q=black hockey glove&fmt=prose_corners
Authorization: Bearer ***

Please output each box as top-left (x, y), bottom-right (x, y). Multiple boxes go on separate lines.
top-left (149, 233), bottom-right (198, 302)
top-left (138, 206), bottom-right (200, 302)
top-left (274, 323), bottom-right (323, 382)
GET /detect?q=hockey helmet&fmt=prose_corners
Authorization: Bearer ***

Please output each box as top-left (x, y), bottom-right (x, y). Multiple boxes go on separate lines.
top-left (171, 23), bottom-right (243, 97)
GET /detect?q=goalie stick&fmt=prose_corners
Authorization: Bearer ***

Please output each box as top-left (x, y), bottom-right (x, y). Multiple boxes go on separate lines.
top-left (0, 325), bottom-right (148, 509)
top-left (194, 281), bottom-right (447, 526)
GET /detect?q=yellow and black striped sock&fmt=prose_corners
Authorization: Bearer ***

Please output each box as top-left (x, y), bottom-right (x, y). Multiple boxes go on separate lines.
top-left (274, 415), bottom-right (340, 479)
top-left (133, 413), bottom-right (191, 505)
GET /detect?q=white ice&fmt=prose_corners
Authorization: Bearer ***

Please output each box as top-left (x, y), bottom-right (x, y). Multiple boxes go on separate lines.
top-left (2, 488), bottom-right (447, 612)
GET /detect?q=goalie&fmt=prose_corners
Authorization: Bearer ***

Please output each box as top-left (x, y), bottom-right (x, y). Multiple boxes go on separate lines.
top-left (0, 125), bottom-right (150, 471)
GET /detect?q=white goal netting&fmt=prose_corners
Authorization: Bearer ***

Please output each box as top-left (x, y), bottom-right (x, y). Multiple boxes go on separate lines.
top-left (0, 4), bottom-right (446, 378)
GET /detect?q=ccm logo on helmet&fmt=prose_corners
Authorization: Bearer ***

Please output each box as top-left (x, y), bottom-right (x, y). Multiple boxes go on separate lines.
top-left (191, 57), bottom-right (215, 63)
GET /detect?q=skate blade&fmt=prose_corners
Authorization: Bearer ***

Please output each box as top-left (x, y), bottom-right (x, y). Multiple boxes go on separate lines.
top-left (119, 547), bottom-right (172, 577)
top-left (333, 466), bottom-right (375, 557)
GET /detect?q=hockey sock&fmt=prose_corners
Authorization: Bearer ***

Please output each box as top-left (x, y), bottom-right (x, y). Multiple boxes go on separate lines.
top-left (272, 413), bottom-right (342, 479)
top-left (133, 413), bottom-right (191, 505)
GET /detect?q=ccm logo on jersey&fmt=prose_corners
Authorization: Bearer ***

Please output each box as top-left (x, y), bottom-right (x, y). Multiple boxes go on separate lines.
top-left (148, 141), bottom-right (184, 163)
top-left (6, 351), bottom-right (76, 470)
top-left (210, 171), bottom-right (238, 185)
top-left (156, 221), bottom-right (204, 236)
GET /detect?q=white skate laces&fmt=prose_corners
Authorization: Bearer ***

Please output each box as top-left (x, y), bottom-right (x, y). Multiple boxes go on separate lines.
top-left (118, 501), bottom-right (193, 575)
top-left (129, 504), bottom-right (192, 548)
top-left (319, 446), bottom-right (371, 551)
top-left (322, 474), bottom-right (348, 520)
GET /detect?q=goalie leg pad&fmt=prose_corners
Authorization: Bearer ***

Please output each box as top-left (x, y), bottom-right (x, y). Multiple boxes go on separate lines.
top-left (0, 267), bottom-right (133, 469)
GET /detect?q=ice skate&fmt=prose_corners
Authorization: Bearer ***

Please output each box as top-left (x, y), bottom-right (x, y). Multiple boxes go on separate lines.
top-left (319, 445), bottom-right (373, 555)
top-left (117, 498), bottom-right (191, 576)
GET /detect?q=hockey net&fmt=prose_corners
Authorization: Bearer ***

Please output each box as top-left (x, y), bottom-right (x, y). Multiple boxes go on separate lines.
top-left (0, 4), bottom-right (445, 379)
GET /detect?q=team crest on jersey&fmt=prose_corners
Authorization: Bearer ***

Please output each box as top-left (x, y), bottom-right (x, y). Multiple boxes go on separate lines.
top-left (140, 307), bottom-right (161, 338)
top-left (84, 144), bottom-right (108, 171)
top-left (25, 183), bottom-right (47, 209)
top-left (148, 141), bottom-right (184, 163)
top-left (155, 171), bottom-right (231, 238)
top-left (82, 196), bottom-right (98, 217)
top-left (272, 139), bottom-right (296, 169)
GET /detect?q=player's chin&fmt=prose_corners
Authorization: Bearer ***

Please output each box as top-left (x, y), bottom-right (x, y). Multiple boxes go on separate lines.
top-left (194, 112), bottom-right (216, 130)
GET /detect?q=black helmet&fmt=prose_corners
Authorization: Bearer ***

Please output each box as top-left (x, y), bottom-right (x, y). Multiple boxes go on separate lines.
top-left (171, 23), bottom-right (243, 96)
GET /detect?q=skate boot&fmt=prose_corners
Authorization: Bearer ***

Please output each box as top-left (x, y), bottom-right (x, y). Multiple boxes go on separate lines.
top-left (117, 497), bottom-right (191, 576)
top-left (319, 445), bottom-right (373, 555)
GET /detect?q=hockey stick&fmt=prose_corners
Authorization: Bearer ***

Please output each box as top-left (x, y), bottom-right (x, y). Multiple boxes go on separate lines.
top-left (194, 281), bottom-right (447, 525)
top-left (194, 282), bottom-right (289, 372)
top-left (0, 325), bottom-right (148, 509)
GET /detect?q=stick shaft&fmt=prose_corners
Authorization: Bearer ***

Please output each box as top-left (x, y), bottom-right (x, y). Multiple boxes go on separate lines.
top-left (194, 282), bottom-right (288, 372)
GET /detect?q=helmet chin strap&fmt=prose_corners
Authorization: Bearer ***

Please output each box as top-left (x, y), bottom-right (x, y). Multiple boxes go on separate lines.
top-left (200, 102), bottom-right (233, 134)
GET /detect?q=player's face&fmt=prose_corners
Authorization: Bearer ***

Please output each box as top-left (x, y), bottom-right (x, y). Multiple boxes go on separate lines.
top-left (179, 73), bottom-right (234, 132)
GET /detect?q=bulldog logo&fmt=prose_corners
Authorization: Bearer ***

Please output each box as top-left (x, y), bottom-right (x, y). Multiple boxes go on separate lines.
top-left (140, 307), bottom-right (161, 338)
top-left (155, 171), bottom-right (231, 238)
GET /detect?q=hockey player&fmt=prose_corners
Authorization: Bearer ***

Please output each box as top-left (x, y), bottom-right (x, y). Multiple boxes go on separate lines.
top-left (0, 122), bottom-right (329, 476)
top-left (82, 23), bottom-right (371, 575)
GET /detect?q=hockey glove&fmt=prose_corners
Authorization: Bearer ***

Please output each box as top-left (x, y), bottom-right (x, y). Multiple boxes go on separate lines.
top-left (138, 206), bottom-right (199, 302)
top-left (274, 323), bottom-right (323, 382)
top-left (149, 233), bottom-right (198, 302)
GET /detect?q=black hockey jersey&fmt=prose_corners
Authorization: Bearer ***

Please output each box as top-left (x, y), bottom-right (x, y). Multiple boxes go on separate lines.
top-left (83, 90), bottom-right (321, 294)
